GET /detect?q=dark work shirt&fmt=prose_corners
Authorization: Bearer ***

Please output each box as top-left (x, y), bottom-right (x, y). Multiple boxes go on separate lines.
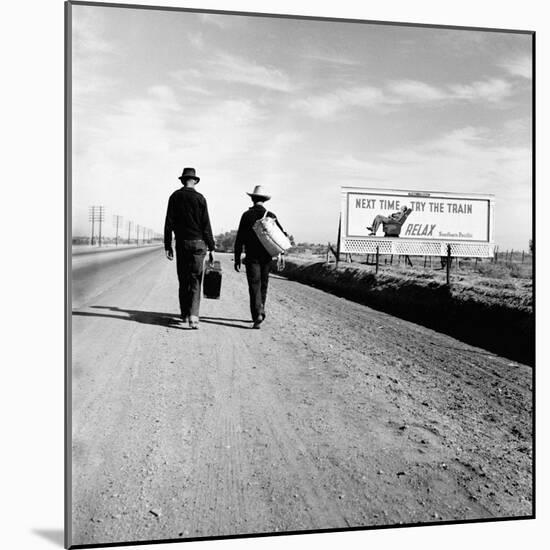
top-left (164, 187), bottom-right (215, 251)
top-left (234, 204), bottom-right (286, 263)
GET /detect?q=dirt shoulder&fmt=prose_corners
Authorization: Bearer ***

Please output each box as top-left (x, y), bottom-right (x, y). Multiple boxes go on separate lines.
top-left (277, 256), bottom-right (533, 365)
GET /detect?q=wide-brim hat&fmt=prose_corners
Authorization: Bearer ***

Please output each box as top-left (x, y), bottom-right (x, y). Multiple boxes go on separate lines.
top-left (246, 185), bottom-right (271, 201)
top-left (178, 167), bottom-right (200, 182)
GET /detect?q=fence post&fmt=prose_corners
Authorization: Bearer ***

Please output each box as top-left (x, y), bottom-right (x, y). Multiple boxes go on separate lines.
top-left (522, 250), bottom-right (525, 263)
top-left (375, 246), bottom-right (380, 274)
top-left (446, 244), bottom-right (451, 286)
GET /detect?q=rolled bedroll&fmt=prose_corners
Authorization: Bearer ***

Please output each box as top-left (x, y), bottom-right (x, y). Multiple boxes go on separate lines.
top-left (253, 212), bottom-right (292, 257)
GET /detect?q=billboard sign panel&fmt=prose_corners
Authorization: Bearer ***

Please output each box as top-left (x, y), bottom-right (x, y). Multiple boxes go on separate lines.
top-left (343, 188), bottom-right (494, 243)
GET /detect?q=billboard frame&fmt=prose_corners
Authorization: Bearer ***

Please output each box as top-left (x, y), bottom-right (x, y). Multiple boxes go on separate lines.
top-left (340, 186), bottom-right (496, 258)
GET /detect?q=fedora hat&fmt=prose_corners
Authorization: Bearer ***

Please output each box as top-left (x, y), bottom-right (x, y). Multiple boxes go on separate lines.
top-left (246, 185), bottom-right (271, 201)
top-left (178, 167), bottom-right (200, 182)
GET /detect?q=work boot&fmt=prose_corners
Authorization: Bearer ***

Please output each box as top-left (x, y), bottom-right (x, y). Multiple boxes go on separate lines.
top-left (252, 316), bottom-right (263, 329)
top-left (189, 315), bottom-right (199, 330)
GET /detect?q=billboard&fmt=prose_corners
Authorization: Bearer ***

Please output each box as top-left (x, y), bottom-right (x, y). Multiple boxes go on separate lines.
top-left (340, 187), bottom-right (495, 257)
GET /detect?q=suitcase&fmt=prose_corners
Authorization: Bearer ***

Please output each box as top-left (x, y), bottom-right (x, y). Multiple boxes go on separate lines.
top-left (203, 260), bottom-right (222, 299)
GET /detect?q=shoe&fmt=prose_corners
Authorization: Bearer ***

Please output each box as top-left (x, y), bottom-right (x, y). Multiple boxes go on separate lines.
top-left (260, 312), bottom-right (266, 321)
top-left (181, 315), bottom-right (189, 324)
top-left (189, 316), bottom-right (199, 329)
top-left (252, 316), bottom-right (263, 329)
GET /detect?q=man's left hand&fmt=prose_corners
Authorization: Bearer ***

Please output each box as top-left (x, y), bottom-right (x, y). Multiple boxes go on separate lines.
top-left (208, 251), bottom-right (214, 264)
top-left (165, 249), bottom-right (173, 261)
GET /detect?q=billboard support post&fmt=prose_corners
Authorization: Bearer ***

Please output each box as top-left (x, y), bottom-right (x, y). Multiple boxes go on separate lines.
top-left (446, 244), bottom-right (451, 286)
top-left (375, 246), bottom-right (380, 274)
top-left (336, 215), bottom-right (342, 268)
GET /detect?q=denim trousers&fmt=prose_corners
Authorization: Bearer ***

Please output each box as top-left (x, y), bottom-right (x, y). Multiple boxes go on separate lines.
top-left (175, 239), bottom-right (206, 318)
top-left (245, 258), bottom-right (271, 321)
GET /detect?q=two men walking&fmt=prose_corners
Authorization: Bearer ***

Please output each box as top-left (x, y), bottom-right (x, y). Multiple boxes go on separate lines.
top-left (164, 169), bottom-right (287, 329)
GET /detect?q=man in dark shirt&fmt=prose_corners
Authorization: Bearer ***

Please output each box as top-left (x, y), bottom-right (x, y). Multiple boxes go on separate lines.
top-left (164, 167), bottom-right (215, 329)
top-left (234, 185), bottom-right (287, 329)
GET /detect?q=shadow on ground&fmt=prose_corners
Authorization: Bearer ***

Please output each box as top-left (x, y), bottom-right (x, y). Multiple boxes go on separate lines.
top-left (72, 306), bottom-right (252, 330)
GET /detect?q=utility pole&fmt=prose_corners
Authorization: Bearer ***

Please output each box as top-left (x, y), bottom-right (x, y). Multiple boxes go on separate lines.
top-left (127, 221), bottom-right (133, 245)
top-left (97, 206), bottom-right (105, 246)
top-left (113, 215), bottom-right (123, 246)
top-left (136, 224), bottom-right (140, 246)
top-left (88, 205), bottom-right (105, 246)
top-left (89, 206), bottom-right (95, 245)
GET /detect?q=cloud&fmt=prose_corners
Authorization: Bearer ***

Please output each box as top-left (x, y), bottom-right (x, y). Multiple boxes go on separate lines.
top-left (208, 53), bottom-right (296, 92)
top-left (387, 80), bottom-right (447, 102)
top-left (171, 52), bottom-right (296, 93)
top-left (72, 6), bottom-right (114, 60)
top-left (304, 53), bottom-right (360, 66)
top-left (449, 78), bottom-right (513, 103)
top-left (72, 7), bottom-right (119, 110)
top-left (292, 86), bottom-right (384, 118)
top-left (295, 76), bottom-right (517, 119)
top-left (499, 55), bottom-right (532, 79)
top-left (187, 31), bottom-right (204, 50)
top-left (147, 85), bottom-right (181, 111)
top-left (198, 13), bottom-right (237, 29)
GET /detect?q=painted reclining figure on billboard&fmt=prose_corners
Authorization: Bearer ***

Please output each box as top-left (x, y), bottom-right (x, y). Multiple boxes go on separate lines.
top-left (367, 206), bottom-right (413, 237)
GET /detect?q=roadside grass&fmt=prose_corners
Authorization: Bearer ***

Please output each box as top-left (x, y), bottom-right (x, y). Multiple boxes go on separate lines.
top-left (296, 253), bottom-right (532, 307)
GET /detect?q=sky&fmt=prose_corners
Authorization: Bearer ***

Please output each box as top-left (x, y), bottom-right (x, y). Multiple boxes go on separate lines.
top-left (71, 5), bottom-right (532, 249)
